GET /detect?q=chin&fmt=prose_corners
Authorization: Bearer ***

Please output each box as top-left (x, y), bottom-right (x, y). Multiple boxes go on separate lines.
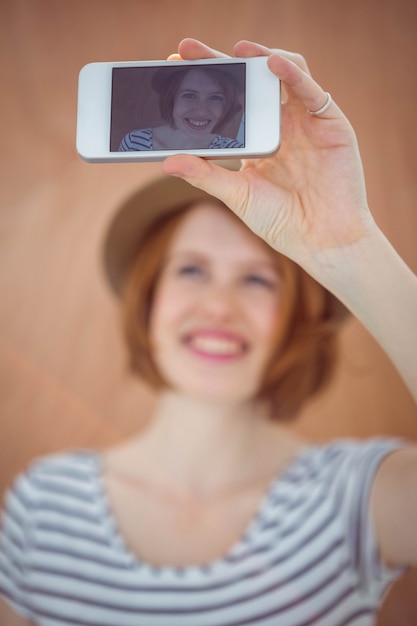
top-left (154, 357), bottom-right (263, 405)
top-left (170, 378), bottom-right (259, 406)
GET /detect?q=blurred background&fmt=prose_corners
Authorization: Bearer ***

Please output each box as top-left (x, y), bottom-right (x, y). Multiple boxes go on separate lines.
top-left (0, 1), bottom-right (416, 622)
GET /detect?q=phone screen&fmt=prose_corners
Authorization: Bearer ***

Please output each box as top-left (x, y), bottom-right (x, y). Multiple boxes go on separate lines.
top-left (110, 63), bottom-right (246, 152)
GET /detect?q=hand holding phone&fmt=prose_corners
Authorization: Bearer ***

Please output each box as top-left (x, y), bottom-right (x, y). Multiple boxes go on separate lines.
top-left (162, 40), bottom-right (371, 278)
top-left (76, 57), bottom-right (280, 162)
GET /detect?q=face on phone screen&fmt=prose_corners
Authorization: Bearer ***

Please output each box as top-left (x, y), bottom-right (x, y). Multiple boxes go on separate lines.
top-left (110, 64), bottom-right (246, 152)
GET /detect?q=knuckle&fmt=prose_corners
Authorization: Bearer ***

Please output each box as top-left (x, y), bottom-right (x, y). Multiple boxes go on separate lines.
top-left (290, 52), bottom-right (308, 69)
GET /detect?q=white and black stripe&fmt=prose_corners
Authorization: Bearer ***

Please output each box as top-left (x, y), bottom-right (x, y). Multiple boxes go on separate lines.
top-left (0, 439), bottom-right (404, 625)
top-left (118, 128), bottom-right (244, 151)
top-left (119, 128), bottom-right (153, 151)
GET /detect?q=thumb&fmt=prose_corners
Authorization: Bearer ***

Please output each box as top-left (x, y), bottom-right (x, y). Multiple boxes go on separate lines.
top-left (162, 155), bottom-right (247, 214)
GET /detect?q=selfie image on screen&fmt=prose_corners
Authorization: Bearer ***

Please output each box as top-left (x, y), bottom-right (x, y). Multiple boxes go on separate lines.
top-left (110, 64), bottom-right (245, 152)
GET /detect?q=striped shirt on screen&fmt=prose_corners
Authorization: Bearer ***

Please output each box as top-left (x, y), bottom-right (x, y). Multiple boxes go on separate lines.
top-left (118, 128), bottom-right (244, 151)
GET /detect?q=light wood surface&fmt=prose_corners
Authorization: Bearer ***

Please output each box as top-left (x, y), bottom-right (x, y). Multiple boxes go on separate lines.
top-left (0, 1), bottom-right (416, 622)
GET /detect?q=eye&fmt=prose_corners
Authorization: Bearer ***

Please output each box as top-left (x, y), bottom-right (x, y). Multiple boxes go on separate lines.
top-left (177, 264), bottom-right (204, 278)
top-left (180, 91), bottom-right (196, 100)
top-left (244, 274), bottom-right (276, 289)
top-left (210, 94), bottom-right (225, 102)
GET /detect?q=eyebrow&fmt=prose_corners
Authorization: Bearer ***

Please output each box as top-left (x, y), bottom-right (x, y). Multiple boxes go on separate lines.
top-left (166, 251), bottom-right (280, 272)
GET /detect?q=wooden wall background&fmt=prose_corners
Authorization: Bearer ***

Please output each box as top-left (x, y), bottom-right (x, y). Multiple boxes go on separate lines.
top-left (0, 0), bottom-right (416, 623)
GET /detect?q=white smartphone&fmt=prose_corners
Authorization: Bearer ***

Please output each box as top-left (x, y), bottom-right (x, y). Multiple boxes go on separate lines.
top-left (76, 57), bottom-right (280, 162)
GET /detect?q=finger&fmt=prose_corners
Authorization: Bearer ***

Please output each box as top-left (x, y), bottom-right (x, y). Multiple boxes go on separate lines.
top-left (162, 155), bottom-right (243, 210)
top-left (233, 40), bottom-right (272, 58)
top-left (167, 53), bottom-right (183, 61)
top-left (177, 37), bottom-right (230, 60)
top-left (234, 40), bottom-right (311, 74)
top-left (267, 53), bottom-right (339, 117)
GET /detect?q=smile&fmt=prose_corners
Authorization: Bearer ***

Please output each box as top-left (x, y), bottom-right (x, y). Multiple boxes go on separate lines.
top-left (183, 331), bottom-right (248, 360)
top-left (185, 118), bottom-right (211, 130)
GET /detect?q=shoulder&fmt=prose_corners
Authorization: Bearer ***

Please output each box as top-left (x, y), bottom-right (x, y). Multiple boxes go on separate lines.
top-left (308, 438), bottom-right (417, 571)
top-left (0, 452), bottom-right (106, 621)
top-left (289, 438), bottom-right (409, 585)
top-left (210, 135), bottom-right (244, 149)
top-left (1, 450), bottom-right (104, 573)
top-left (2, 451), bottom-right (100, 515)
top-left (284, 437), bottom-right (406, 519)
top-left (371, 443), bottom-right (417, 567)
top-left (119, 128), bottom-right (153, 151)
top-left (22, 449), bottom-right (98, 482)
top-left (290, 437), bottom-right (403, 481)
top-left (312, 436), bottom-right (404, 467)
top-left (262, 437), bottom-right (404, 518)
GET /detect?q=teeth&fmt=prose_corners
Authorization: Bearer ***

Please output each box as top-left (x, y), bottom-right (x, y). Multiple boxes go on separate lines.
top-left (191, 336), bottom-right (243, 355)
top-left (187, 119), bottom-right (210, 128)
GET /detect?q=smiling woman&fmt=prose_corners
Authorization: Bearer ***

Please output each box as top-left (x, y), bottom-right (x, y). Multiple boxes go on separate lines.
top-left (143, 203), bottom-right (283, 404)
top-left (1, 36), bottom-right (417, 626)
top-left (119, 65), bottom-right (244, 151)
top-left (121, 194), bottom-right (342, 417)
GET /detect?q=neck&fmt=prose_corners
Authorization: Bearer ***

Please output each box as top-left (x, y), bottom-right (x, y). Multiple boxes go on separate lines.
top-left (120, 391), bottom-right (303, 501)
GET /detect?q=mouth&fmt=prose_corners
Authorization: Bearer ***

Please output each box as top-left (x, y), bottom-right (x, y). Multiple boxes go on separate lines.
top-left (183, 331), bottom-right (248, 360)
top-left (185, 118), bottom-right (212, 131)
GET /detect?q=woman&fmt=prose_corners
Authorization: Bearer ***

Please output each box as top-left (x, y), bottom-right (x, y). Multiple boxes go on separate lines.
top-left (119, 64), bottom-right (244, 151)
top-left (0, 38), bottom-right (416, 625)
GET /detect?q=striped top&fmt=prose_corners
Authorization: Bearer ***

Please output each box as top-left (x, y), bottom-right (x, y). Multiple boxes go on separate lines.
top-left (0, 439), bottom-right (404, 626)
top-left (119, 128), bottom-right (244, 151)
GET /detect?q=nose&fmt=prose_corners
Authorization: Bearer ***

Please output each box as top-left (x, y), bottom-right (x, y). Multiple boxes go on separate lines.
top-left (197, 283), bottom-right (238, 321)
top-left (192, 96), bottom-right (209, 113)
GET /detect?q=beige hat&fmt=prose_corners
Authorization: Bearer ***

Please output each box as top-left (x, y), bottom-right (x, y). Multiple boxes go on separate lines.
top-left (102, 161), bottom-right (240, 296)
top-left (151, 64), bottom-right (245, 95)
top-left (102, 162), bottom-right (349, 322)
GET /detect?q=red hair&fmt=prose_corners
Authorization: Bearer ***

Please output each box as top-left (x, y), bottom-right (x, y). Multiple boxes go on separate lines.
top-left (122, 203), bottom-right (344, 419)
top-left (157, 67), bottom-right (242, 134)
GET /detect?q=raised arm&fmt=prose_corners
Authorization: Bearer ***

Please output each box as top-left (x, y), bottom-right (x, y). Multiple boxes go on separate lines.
top-left (163, 39), bottom-right (417, 404)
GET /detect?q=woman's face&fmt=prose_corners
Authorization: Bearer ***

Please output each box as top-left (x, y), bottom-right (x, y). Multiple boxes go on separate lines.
top-left (172, 69), bottom-right (226, 137)
top-left (149, 203), bottom-right (283, 405)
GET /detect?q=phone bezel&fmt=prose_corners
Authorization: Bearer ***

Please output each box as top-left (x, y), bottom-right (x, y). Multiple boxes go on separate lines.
top-left (76, 57), bottom-right (280, 163)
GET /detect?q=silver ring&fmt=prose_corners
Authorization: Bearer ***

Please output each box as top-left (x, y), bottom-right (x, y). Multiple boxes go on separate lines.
top-left (307, 92), bottom-right (332, 116)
